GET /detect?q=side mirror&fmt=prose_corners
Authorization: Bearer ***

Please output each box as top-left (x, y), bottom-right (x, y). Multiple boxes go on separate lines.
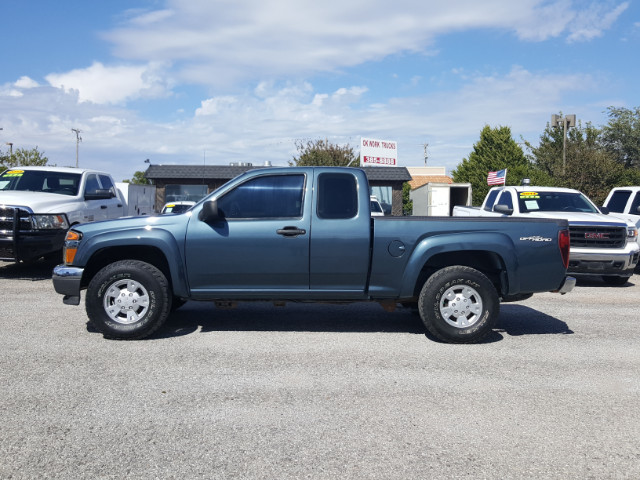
top-left (85, 189), bottom-right (114, 200)
top-left (199, 199), bottom-right (222, 222)
top-left (636, 206), bottom-right (640, 214)
top-left (599, 206), bottom-right (610, 215)
top-left (493, 204), bottom-right (513, 215)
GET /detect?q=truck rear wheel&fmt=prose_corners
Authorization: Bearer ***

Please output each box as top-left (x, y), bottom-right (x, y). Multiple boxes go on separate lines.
top-left (418, 266), bottom-right (499, 343)
top-left (86, 260), bottom-right (171, 339)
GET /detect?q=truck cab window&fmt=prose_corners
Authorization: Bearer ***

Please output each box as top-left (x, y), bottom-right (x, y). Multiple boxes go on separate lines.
top-left (317, 173), bottom-right (358, 219)
top-left (631, 192), bottom-right (640, 214)
top-left (607, 190), bottom-right (631, 213)
top-left (496, 191), bottom-right (513, 209)
top-left (218, 174), bottom-right (305, 219)
top-left (483, 190), bottom-right (500, 211)
top-left (84, 174), bottom-right (100, 196)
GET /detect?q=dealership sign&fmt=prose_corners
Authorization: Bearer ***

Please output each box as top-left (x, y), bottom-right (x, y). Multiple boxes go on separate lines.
top-left (360, 137), bottom-right (397, 167)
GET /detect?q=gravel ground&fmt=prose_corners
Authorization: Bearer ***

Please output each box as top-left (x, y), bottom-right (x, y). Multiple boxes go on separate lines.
top-left (1, 260), bottom-right (639, 479)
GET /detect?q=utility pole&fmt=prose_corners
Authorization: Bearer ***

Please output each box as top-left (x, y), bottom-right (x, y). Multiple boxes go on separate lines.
top-left (71, 128), bottom-right (82, 168)
top-left (550, 114), bottom-right (576, 175)
top-left (6, 142), bottom-right (12, 156)
top-left (422, 143), bottom-right (429, 166)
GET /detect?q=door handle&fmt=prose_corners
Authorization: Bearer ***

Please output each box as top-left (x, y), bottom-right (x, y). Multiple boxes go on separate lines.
top-left (277, 226), bottom-right (307, 237)
top-left (100, 205), bottom-right (107, 209)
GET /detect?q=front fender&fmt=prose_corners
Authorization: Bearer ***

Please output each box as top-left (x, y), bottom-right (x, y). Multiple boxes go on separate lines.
top-left (74, 227), bottom-right (189, 297)
top-left (398, 232), bottom-right (517, 298)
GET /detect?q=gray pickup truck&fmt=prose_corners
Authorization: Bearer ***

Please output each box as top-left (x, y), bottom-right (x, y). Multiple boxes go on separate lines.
top-left (53, 167), bottom-right (574, 343)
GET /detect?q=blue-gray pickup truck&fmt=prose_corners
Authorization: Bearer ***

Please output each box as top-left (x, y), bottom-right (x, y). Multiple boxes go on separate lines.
top-left (53, 167), bottom-right (575, 343)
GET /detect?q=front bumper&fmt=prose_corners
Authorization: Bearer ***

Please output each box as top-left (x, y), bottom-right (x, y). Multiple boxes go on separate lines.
top-left (0, 230), bottom-right (67, 262)
top-left (568, 246), bottom-right (639, 277)
top-left (52, 265), bottom-right (84, 305)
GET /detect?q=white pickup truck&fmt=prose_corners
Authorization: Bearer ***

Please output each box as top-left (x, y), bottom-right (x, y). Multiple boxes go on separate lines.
top-left (453, 185), bottom-right (639, 285)
top-left (0, 166), bottom-right (125, 262)
top-left (602, 186), bottom-right (640, 230)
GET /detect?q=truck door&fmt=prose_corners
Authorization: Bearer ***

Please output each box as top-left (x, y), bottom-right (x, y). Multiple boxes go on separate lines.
top-left (185, 172), bottom-right (311, 293)
top-left (309, 171), bottom-right (371, 292)
top-left (81, 174), bottom-right (108, 222)
top-left (98, 174), bottom-right (124, 219)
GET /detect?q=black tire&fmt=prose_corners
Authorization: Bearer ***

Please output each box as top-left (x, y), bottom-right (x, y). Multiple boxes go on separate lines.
top-left (86, 260), bottom-right (171, 339)
top-left (602, 275), bottom-right (630, 286)
top-left (418, 266), bottom-right (499, 344)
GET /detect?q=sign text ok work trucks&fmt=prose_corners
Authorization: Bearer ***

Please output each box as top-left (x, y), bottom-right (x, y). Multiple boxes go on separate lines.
top-left (360, 137), bottom-right (398, 167)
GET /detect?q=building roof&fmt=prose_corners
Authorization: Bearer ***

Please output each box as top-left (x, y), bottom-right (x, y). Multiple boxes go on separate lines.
top-left (409, 175), bottom-right (453, 190)
top-left (145, 164), bottom-right (256, 180)
top-left (145, 164), bottom-right (412, 182)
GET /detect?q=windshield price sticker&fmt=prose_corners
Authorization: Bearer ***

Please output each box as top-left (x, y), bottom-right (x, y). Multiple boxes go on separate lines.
top-left (3, 170), bottom-right (24, 177)
top-left (520, 191), bottom-right (540, 199)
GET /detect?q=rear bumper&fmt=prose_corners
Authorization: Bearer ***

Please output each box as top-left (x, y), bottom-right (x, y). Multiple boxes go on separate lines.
top-left (52, 265), bottom-right (84, 305)
top-left (554, 276), bottom-right (576, 294)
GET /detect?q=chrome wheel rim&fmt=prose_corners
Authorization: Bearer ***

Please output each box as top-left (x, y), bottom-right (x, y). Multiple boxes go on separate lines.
top-left (439, 284), bottom-right (483, 328)
top-left (103, 279), bottom-right (150, 324)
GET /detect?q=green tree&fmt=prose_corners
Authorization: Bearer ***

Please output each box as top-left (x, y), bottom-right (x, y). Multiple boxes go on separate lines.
top-left (123, 170), bottom-right (152, 185)
top-left (452, 125), bottom-right (547, 205)
top-left (289, 138), bottom-right (358, 167)
top-left (402, 182), bottom-right (413, 215)
top-left (601, 106), bottom-right (640, 169)
top-left (0, 146), bottom-right (49, 172)
top-left (526, 119), bottom-right (625, 204)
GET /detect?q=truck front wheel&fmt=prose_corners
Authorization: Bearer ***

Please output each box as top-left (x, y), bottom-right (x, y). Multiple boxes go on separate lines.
top-left (418, 266), bottom-right (499, 344)
top-left (86, 260), bottom-right (171, 339)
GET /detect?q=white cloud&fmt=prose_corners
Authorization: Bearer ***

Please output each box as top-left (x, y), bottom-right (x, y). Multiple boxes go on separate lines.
top-left (566, 2), bottom-right (629, 42)
top-left (195, 96), bottom-right (238, 116)
top-left (1, 65), bottom-right (603, 182)
top-left (14, 76), bottom-right (39, 89)
top-left (100, 0), bottom-right (627, 87)
top-left (44, 61), bottom-right (172, 104)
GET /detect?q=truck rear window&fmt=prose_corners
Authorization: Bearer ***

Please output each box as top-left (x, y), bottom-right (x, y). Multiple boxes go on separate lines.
top-left (316, 173), bottom-right (358, 219)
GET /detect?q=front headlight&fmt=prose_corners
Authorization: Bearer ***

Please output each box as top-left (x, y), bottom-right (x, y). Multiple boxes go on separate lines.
top-left (31, 214), bottom-right (69, 230)
top-left (628, 226), bottom-right (638, 241)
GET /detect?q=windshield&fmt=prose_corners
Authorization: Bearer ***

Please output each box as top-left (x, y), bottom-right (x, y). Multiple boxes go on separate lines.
top-left (0, 169), bottom-right (81, 196)
top-left (518, 191), bottom-right (599, 213)
top-left (162, 203), bottom-right (194, 214)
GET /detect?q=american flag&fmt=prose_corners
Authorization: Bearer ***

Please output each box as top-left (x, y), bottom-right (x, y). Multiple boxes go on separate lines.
top-left (487, 169), bottom-right (506, 185)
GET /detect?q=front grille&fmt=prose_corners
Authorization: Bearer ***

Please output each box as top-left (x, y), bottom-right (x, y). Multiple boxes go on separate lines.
top-left (0, 206), bottom-right (32, 236)
top-left (569, 225), bottom-right (626, 248)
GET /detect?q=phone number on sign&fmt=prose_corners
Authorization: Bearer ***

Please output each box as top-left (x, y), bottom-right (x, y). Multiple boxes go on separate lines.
top-left (363, 156), bottom-right (396, 165)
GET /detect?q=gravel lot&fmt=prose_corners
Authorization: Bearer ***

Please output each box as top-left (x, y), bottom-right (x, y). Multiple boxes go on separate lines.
top-left (1, 260), bottom-right (639, 479)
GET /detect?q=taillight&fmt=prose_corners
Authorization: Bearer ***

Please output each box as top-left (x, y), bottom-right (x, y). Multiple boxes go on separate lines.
top-left (558, 229), bottom-right (570, 269)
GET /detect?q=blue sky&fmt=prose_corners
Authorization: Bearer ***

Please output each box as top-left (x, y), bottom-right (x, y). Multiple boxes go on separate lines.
top-left (1, 0), bottom-right (638, 181)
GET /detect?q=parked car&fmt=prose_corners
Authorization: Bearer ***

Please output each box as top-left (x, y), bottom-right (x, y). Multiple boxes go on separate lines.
top-left (0, 166), bottom-right (124, 263)
top-left (453, 184), bottom-right (639, 285)
top-left (53, 166), bottom-right (574, 344)
top-left (161, 201), bottom-right (196, 214)
top-left (602, 186), bottom-right (640, 230)
top-left (370, 196), bottom-right (384, 216)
